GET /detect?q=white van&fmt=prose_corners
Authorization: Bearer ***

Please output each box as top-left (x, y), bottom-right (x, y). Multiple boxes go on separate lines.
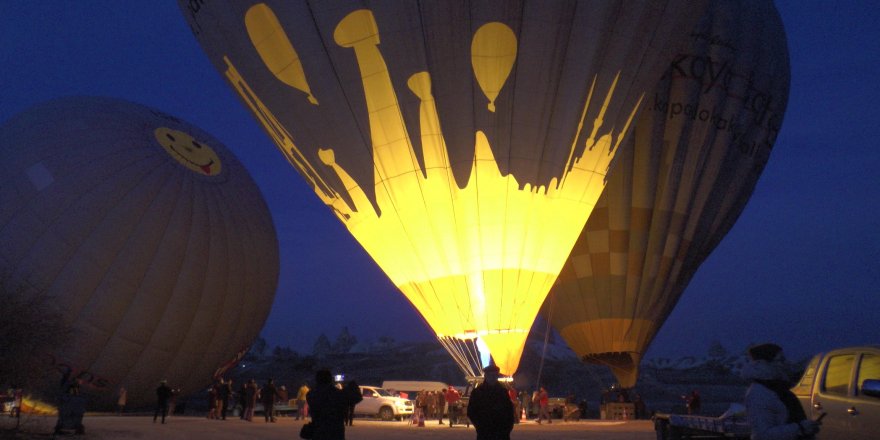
top-left (381, 381), bottom-right (451, 400)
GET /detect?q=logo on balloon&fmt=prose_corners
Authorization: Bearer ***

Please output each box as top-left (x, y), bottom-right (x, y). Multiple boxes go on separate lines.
top-left (154, 127), bottom-right (222, 176)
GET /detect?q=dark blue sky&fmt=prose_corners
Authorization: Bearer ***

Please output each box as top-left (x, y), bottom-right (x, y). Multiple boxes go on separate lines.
top-left (2, 1), bottom-right (877, 363)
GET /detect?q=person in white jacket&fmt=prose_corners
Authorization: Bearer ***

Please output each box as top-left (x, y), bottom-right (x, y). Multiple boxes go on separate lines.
top-left (742, 343), bottom-right (821, 440)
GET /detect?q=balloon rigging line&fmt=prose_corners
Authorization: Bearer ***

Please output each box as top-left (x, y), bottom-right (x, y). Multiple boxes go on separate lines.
top-left (438, 337), bottom-right (480, 378)
top-left (438, 337), bottom-right (471, 377)
top-left (535, 288), bottom-right (555, 391)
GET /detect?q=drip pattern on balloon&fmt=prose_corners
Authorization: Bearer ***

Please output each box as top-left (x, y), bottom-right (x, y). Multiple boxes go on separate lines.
top-left (220, 6), bottom-right (643, 374)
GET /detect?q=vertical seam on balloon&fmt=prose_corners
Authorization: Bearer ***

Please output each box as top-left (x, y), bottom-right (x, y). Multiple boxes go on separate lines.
top-left (418, 0), bottom-right (470, 361)
top-left (113, 164), bottom-right (196, 390)
top-left (207, 168), bottom-right (244, 372)
top-left (62, 147), bottom-right (171, 334)
top-left (404, 0), bottom-right (464, 352)
top-left (86, 155), bottom-right (186, 380)
top-left (160, 167), bottom-right (213, 391)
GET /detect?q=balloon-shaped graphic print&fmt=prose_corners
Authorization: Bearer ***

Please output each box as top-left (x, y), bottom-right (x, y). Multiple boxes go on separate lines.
top-left (245, 3), bottom-right (318, 105)
top-left (472, 22), bottom-right (517, 112)
top-left (181, 0), bottom-right (706, 376)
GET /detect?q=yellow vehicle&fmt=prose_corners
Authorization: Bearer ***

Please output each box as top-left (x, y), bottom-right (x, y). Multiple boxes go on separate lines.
top-left (793, 345), bottom-right (880, 440)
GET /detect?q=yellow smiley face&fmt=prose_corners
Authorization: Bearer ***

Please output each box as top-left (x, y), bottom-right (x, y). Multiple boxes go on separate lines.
top-left (154, 127), bottom-right (222, 176)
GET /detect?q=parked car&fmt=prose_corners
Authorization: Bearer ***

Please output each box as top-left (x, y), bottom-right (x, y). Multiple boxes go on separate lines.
top-left (355, 385), bottom-right (414, 421)
top-left (792, 345), bottom-right (880, 440)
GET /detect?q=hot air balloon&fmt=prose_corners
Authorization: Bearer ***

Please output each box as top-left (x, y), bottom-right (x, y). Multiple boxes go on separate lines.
top-left (0, 97), bottom-right (279, 407)
top-left (180, 0), bottom-right (706, 377)
top-left (549, 0), bottom-right (791, 387)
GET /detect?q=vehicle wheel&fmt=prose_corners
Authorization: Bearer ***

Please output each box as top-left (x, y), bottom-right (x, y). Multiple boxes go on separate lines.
top-left (379, 407), bottom-right (394, 421)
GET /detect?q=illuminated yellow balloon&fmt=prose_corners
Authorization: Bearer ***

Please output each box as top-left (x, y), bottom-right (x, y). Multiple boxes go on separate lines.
top-left (549, 0), bottom-right (791, 387)
top-left (180, 0), bottom-right (706, 376)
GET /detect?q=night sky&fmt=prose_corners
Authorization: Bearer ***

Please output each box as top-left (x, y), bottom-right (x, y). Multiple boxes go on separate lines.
top-left (2, 1), bottom-right (877, 364)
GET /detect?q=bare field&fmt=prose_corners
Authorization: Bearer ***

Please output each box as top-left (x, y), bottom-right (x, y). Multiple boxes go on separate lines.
top-left (1, 415), bottom-right (656, 439)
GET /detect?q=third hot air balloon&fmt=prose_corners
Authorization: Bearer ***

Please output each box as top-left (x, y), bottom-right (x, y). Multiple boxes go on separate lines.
top-left (550, 0), bottom-right (791, 387)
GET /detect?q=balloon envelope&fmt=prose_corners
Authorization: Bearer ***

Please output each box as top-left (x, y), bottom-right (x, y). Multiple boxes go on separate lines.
top-left (0, 97), bottom-right (279, 407)
top-left (181, 0), bottom-right (705, 376)
top-left (549, 0), bottom-right (791, 387)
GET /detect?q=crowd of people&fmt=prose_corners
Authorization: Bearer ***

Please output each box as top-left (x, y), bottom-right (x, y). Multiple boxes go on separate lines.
top-left (411, 387), bottom-right (461, 425)
top-left (194, 378), bottom-right (311, 423)
top-left (30, 340), bottom-right (823, 440)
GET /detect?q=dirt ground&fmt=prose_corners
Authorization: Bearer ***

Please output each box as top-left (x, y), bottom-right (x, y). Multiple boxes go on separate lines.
top-left (1, 415), bottom-right (657, 439)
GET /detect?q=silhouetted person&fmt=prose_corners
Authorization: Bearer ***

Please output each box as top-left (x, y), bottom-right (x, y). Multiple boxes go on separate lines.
top-left (743, 343), bottom-right (820, 440)
top-left (536, 387), bottom-right (550, 424)
top-left (508, 386), bottom-right (520, 424)
top-left (578, 400), bottom-right (588, 420)
top-left (167, 388), bottom-right (181, 416)
top-left (467, 365), bottom-right (515, 440)
top-left (154, 380), bottom-right (172, 424)
top-left (307, 369), bottom-right (347, 439)
top-left (445, 386), bottom-right (461, 427)
top-left (633, 394), bottom-right (646, 420)
top-left (237, 381), bottom-right (247, 419)
top-left (243, 379), bottom-right (258, 421)
top-left (296, 383), bottom-right (310, 420)
top-left (219, 379), bottom-right (232, 420)
top-left (54, 377), bottom-right (85, 435)
top-left (343, 380), bottom-right (362, 426)
top-left (207, 384), bottom-right (219, 419)
top-left (685, 390), bottom-right (701, 415)
top-left (275, 384), bottom-right (288, 420)
top-left (117, 386), bottom-right (127, 415)
top-left (262, 379), bottom-right (279, 422)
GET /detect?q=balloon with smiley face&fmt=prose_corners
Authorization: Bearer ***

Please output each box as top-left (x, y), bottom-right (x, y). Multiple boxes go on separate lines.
top-left (0, 96), bottom-right (279, 408)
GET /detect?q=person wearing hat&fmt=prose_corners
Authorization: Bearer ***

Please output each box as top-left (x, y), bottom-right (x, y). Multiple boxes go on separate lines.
top-left (742, 343), bottom-right (821, 439)
top-left (307, 369), bottom-right (347, 439)
top-left (466, 365), bottom-right (515, 440)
